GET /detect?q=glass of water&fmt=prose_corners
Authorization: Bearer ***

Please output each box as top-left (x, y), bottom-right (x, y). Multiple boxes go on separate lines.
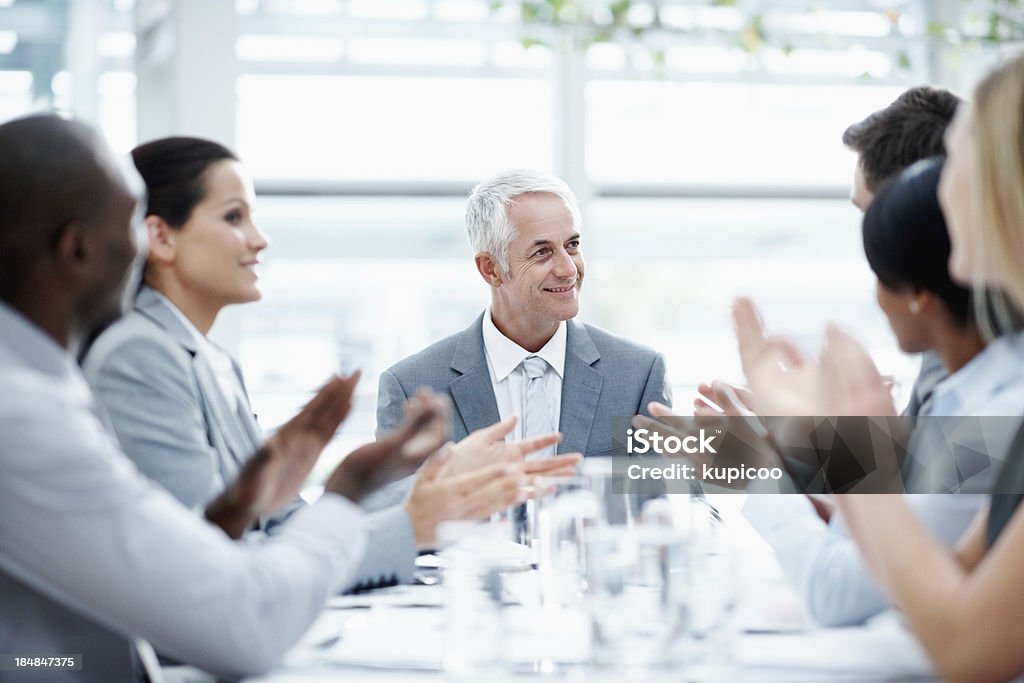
top-left (582, 522), bottom-right (690, 674)
top-left (438, 519), bottom-right (530, 678)
top-left (687, 497), bottom-right (739, 674)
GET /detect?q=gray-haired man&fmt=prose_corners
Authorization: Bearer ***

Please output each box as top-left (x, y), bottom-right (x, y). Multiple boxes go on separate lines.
top-left (375, 169), bottom-right (671, 463)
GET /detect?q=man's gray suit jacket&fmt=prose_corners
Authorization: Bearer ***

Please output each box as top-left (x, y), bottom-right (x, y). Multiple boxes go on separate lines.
top-left (81, 286), bottom-right (415, 591)
top-left (368, 312), bottom-right (672, 509)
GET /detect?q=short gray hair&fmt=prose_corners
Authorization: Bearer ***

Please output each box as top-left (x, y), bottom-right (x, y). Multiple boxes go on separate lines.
top-left (465, 169), bottom-right (581, 275)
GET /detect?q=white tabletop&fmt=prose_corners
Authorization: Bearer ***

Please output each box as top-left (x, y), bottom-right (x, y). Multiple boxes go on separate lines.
top-left (237, 496), bottom-right (936, 683)
top-left (235, 586), bottom-right (933, 681)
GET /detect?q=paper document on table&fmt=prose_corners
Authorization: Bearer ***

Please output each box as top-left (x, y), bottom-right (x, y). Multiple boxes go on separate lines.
top-left (283, 607), bottom-right (445, 671)
top-left (735, 612), bottom-right (933, 677)
top-left (325, 584), bottom-right (442, 609)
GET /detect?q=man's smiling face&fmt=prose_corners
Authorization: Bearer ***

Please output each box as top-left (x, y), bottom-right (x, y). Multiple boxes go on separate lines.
top-left (495, 191), bottom-right (585, 333)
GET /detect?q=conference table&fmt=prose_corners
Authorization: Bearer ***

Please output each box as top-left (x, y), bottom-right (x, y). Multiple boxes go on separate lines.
top-left (236, 589), bottom-right (932, 683)
top-left (234, 497), bottom-right (937, 683)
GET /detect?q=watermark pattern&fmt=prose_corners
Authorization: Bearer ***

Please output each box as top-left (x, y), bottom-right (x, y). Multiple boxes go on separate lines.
top-left (605, 415), bottom-right (1022, 494)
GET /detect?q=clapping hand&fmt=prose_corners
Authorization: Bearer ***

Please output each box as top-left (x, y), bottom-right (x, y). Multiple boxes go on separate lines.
top-left (207, 372), bottom-right (361, 538)
top-left (441, 416), bottom-right (581, 479)
top-left (401, 417), bottom-right (581, 547)
top-left (325, 389), bottom-right (451, 504)
top-left (694, 380), bottom-right (759, 418)
top-left (733, 297), bottom-right (896, 417)
top-left (404, 448), bottom-right (531, 547)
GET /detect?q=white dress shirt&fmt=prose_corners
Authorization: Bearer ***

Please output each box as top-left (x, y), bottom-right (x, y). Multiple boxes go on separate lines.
top-left (481, 308), bottom-right (566, 442)
top-left (155, 291), bottom-right (247, 414)
top-left (927, 331), bottom-right (1024, 417)
top-left (744, 334), bottom-right (1024, 627)
top-left (0, 301), bottom-right (367, 680)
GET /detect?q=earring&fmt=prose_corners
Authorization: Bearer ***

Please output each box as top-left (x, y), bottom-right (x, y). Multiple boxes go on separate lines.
top-left (909, 300), bottom-right (920, 315)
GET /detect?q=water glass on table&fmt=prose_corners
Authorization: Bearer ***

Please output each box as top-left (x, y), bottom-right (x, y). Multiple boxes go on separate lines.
top-left (582, 521), bottom-right (690, 675)
top-left (438, 519), bottom-right (529, 678)
top-left (687, 497), bottom-right (739, 672)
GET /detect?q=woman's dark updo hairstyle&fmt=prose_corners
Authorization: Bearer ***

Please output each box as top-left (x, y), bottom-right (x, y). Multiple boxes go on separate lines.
top-left (131, 136), bottom-right (238, 228)
top-left (862, 157), bottom-right (971, 325)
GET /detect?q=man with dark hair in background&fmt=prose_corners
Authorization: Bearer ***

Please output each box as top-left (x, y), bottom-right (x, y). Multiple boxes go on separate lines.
top-left (844, 85), bottom-right (962, 213)
top-left (843, 85), bottom-right (963, 415)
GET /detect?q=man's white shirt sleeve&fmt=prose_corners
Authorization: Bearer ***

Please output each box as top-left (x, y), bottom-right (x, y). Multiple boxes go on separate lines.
top-left (0, 363), bottom-right (366, 678)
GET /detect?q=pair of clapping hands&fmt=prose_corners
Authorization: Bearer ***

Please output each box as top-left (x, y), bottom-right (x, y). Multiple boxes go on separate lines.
top-left (633, 298), bottom-right (898, 489)
top-left (205, 371), bottom-right (579, 543)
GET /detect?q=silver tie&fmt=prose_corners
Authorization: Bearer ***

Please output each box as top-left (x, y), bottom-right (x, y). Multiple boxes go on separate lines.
top-left (521, 355), bottom-right (554, 460)
top-left (513, 356), bottom-right (554, 547)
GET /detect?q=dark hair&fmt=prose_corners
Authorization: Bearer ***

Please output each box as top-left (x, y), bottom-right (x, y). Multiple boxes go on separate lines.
top-left (130, 136), bottom-right (238, 227)
top-left (0, 114), bottom-right (125, 301)
top-left (843, 86), bottom-right (962, 192)
top-left (862, 158), bottom-right (970, 324)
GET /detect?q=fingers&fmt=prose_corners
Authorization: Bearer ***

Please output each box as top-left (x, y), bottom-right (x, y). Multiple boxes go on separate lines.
top-left (463, 416), bottom-right (518, 445)
top-left (744, 338), bottom-right (806, 402)
top-left (818, 330), bottom-right (845, 414)
top-left (825, 324), bottom-right (881, 383)
top-left (289, 370), bottom-right (361, 443)
top-left (766, 336), bottom-right (806, 369)
top-left (695, 383), bottom-right (725, 416)
top-left (278, 370), bottom-right (362, 450)
top-left (711, 380), bottom-right (750, 418)
top-left (694, 396), bottom-right (724, 417)
top-left (448, 465), bottom-right (528, 519)
top-left (733, 384), bottom-right (759, 412)
top-left (823, 325), bottom-right (895, 416)
top-left (391, 391), bottom-right (451, 459)
top-left (733, 297), bottom-right (768, 373)
top-left (636, 410), bottom-right (695, 442)
top-left (511, 432), bottom-right (562, 459)
top-left (634, 407), bottom-right (684, 440)
top-left (414, 448), bottom-right (452, 484)
top-left (632, 413), bottom-right (659, 432)
top-left (648, 401), bottom-right (677, 418)
top-left (401, 417), bottom-right (450, 463)
top-left (447, 462), bottom-right (526, 500)
top-left (697, 381), bottom-right (757, 417)
top-left (696, 382), bottom-right (718, 403)
top-left (523, 453), bottom-right (582, 476)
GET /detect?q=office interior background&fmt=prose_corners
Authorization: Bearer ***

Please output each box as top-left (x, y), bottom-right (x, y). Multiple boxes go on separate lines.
top-left (0, 0), bottom-right (1011, 474)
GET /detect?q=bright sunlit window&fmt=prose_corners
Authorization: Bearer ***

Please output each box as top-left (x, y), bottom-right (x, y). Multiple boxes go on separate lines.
top-left (0, 0), bottom-right (977, 466)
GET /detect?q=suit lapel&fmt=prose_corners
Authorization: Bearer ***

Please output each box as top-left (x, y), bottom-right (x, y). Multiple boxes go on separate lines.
top-left (135, 287), bottom-right (257, 468)
top-left (558, 321), bottom-right (602, 456)
top-left (134, 287), bottom-right (198, 354)
top-left (230, 357), bottom-right (263, 447)
top-left (188, 357), bottom-right (254, 468)
top-left (448, 314), bottom-right (501, 436)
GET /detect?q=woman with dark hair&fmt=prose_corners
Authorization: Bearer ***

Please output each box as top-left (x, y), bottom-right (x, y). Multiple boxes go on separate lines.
top-left (862, 159), bottom-right (1024, 493)
top-left (82, 136), bottom-right (578, 592)
top-left (863, 158), bottom-right (983, 382)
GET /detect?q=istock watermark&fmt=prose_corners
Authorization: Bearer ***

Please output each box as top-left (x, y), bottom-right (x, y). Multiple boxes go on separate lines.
top-left (625, 427), bottom-right (719, 455)
top-left (609, 415), bottom-right (1022, 495)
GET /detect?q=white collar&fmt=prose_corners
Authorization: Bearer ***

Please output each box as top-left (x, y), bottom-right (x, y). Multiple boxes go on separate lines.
top-left (0, 299), bottom-right (79, 380)
top-left (928, 332), bottom-right (1024, 415)
top-left (481, 308), bottom-right (566, 382)
top-left (153, 292), bottom-right (211, 352)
